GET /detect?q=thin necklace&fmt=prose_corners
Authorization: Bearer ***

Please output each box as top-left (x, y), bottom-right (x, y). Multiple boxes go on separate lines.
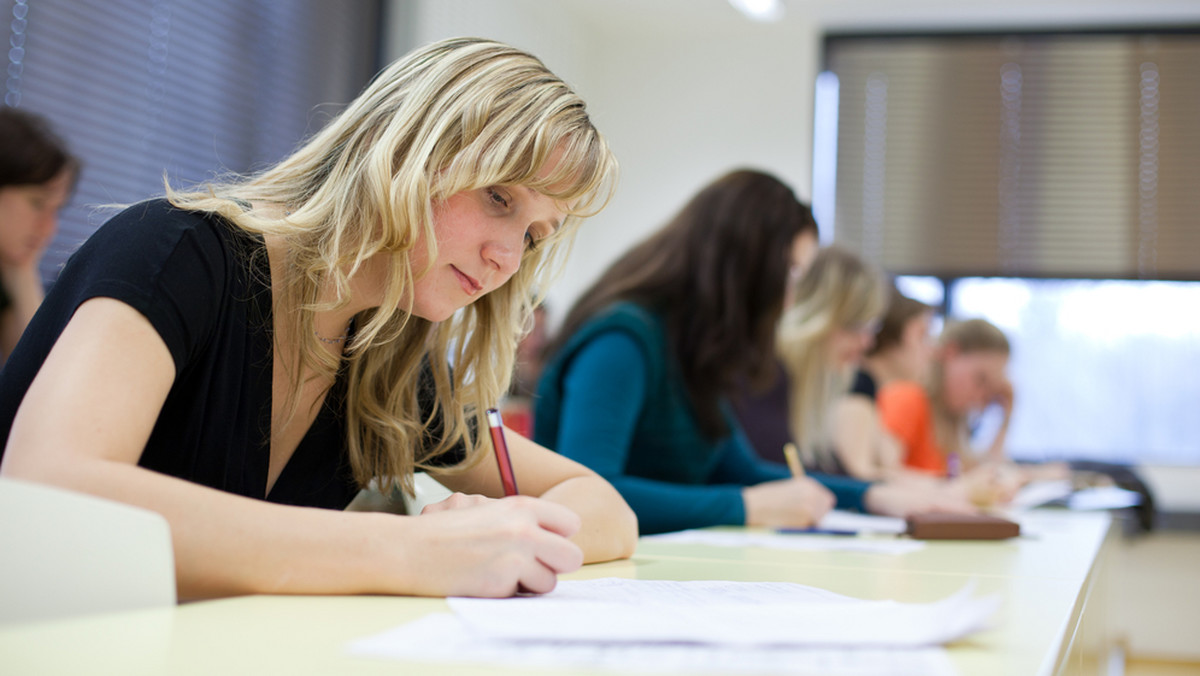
top-left (313, 330), bottom-right (349, 345)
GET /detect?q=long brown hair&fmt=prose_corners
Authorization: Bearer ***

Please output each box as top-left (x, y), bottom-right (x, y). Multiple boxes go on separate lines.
top-left (868, 285), bottom-right (932, 357)
top-left (552, 169), bottom-right (816, 438)
top-left (0, 108), bottom-right (78, 188)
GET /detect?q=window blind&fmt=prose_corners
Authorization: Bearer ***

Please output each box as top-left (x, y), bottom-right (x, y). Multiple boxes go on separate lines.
top-left (3, 0), bottom-right (382, 283)
top-left (823, 30), bottom-right (1200, 280)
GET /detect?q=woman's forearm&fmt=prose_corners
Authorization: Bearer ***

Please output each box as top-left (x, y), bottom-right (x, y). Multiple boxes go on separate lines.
top-left (538, 474), bottom-right (638, 563)
top-left (2, 456), bottom-right (401, 598)
top-left (3, 455), bottom-right (586, 599)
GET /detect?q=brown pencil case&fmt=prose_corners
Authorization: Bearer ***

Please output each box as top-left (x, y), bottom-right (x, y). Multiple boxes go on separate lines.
top-left (905, 513), bottom-right (1020, 540)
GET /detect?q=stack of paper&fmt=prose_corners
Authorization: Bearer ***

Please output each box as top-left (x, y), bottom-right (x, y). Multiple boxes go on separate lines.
top-left (1011, 480), bottom-right (1143, 511)
top-left (348, 578), bottom-right (998, 675)
top-left (1011, 480), bottom-right (1074, 510)
top-left (642, 510), bottom-right (919, 554)
top-left (642, 529), bottom-right (925, 555)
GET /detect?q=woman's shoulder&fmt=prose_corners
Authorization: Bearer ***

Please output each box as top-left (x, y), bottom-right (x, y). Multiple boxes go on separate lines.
top-left (850, 369), bottom-right (878, 400)
top-left (97, 198), bottom-right (239, 242)
top-left (578, 301), bottom-right (664, 339)
top-left (79, 199), bottom-right (260, 275)
top-left (877, 380), bottom-right (931, 411)
top-left (545, 302), bottom-right (667, 381)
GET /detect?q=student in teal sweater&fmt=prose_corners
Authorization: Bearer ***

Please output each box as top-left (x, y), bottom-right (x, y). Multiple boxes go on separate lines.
top-left (535, 170), bottom-right (944, 534)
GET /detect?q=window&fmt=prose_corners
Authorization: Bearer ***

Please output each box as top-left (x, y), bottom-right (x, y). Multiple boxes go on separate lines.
top-left (895, 275), bottom-right (1200, 465)
top-left (817, 29), bottom-right (1200, 281)
top-left (825, 29), bottom-right (1200, 465)
top-left (953, 277), bottom-right (1200, 466)
top-left (3, 0), bottom-right (382, 283)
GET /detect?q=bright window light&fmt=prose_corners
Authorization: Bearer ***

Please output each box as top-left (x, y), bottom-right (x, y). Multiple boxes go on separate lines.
top-left (728, 0), bottom-right (784, 22)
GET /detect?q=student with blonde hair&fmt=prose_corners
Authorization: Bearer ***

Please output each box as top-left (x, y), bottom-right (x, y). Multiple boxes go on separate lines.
top-left (775, 247), bottom-right (888, 473)
top-left (738, 248), bottom-right (976, 514)
top-left (0, 37), bottom-right (636, 599)
top-left (831, 286), bottom-right (937, 481)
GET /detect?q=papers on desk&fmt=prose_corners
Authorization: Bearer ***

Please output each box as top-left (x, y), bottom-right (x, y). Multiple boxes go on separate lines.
top-left (816, 509), bottom-right (908, 534)
top-left (1011, 479), bottom-right (1075, 510)
top-left (1011, 480), bottom-right (1143, 511)
top-left (642, 511), bottom-right (921, 555)
top-left (350, 614), bottom-right (960, 675)
top-left (1067, 485), bottom-right (1142, 510)
top-left (348, 578), bottom-right (996, 675)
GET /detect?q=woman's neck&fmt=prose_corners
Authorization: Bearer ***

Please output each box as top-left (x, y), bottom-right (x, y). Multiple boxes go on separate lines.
top-left (262, 233), bottom-right (364, 355)
top-left (863, 353), bottom-right (908, 387)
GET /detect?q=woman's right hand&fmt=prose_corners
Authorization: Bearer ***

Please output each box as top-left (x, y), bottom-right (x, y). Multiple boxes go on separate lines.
top-left (741, 478), bottom-right (835, 528)
top-left (399, 495), bottom-right (584, 598)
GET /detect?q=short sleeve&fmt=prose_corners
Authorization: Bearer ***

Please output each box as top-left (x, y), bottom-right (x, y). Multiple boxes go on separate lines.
top-left (50, 200), bottom-right (230, 372)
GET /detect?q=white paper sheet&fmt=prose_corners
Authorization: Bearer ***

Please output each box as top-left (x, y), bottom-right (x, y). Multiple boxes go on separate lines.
top-left (448, 578), bottom-right (998, 647)
top-left (816, 510), bottom-right (908, 534)
top-left (1010, 479), bottom-right (1074, 510)
top-left (642, 528), bottom-right (925, 555)
top-left (1067, 485), bottom-right (1142, 510)
top-left (348, 612), bottom-right (961, 675)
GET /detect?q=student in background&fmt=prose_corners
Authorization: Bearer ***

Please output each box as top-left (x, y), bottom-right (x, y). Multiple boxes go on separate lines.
top-left (0, 37), bottom-right (636, 600)
top-left (773, 247), bottom-right (888, 474)
top-left (0, 107), bottom-right (77, 364)
top-left (736, 248), bottom-right (976, 514)
top-left (831, 286), bottom-right (937, 482)
top-left (878, 318), bottom-right (1015, 478)
top-left (499, 301), bottom-right (550, 438)
top-left (535, 170), bottom-right (961, 535)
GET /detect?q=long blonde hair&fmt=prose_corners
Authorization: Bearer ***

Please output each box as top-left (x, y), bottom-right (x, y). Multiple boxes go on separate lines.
top-left (777, 247), bottom-right (886, 470)
top-left (928, 318), bottom-right (1010, 458)
top-left (166, 37), bottom-right (617, 493)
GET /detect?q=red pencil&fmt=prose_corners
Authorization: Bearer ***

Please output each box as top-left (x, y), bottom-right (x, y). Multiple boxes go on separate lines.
top-left (486, 408), bottom-right (519, 496)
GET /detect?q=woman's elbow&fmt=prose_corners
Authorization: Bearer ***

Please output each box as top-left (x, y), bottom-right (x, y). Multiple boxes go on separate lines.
top-left (580, 485), bottom-right (638, 564)
top-left (585, 489), bottom-right (639, 563)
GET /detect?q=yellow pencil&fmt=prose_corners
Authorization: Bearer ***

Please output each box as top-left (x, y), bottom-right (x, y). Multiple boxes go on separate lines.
top-left (782, 442), bottom-right (805, 478)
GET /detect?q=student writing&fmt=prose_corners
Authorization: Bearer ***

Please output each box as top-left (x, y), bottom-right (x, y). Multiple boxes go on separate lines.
top-left (0, 37), bottom-right (637, 600)
top-left (535, 170), bottom-right (962, 535)
top-left (735, 248), bottom-right (976, 514)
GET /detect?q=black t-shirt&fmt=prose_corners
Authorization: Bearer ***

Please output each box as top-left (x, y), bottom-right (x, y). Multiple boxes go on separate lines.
top-left (0, 199), bottom-right (460, 509)
top-left (850, 369), bottom-right (878, 402)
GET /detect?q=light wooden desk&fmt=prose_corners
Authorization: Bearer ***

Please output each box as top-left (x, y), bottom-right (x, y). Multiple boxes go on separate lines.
top-left (0, 510), bottom-right (1112, 676)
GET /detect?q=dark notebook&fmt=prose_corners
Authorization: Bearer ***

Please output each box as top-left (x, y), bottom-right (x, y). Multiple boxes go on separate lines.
top-left (905, 513), bottom-right (1020, 540)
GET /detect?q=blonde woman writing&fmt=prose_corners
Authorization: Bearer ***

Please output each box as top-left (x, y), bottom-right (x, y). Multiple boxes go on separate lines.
top-left (0, 38), bottom-right (636, 600)
top-left (831, 286), bottom-right (938, 482)
top-left (741, 247), bottom-right (976, 515)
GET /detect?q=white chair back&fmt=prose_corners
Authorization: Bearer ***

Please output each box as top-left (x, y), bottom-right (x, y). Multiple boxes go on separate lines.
top-left (0, 477), bottom-right (176, 624)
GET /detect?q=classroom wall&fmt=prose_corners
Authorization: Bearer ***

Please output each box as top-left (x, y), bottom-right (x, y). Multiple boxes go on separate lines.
top-left (384, 0), bottom-right (1200, 318)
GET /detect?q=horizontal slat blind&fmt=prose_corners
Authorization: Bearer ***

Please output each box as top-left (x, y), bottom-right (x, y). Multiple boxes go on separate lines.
top-left (825, 31), bottom-right (1200, 280)
top-left (3, 0), bottom-right (381, 283)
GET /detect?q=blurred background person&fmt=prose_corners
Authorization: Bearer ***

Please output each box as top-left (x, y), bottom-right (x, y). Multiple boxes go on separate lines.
top-left (831, 286), bottom-right (937, 482)
top-left (879, 317), bottom-right (1013, 478)
top-left (737, 247), bottom-right (977, 513)
top-left (0, 107), bottom-right (77, 364)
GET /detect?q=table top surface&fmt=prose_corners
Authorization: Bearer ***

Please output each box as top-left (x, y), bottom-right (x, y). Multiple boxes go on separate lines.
top-left (0, 509), bottom-right (1112, 676)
